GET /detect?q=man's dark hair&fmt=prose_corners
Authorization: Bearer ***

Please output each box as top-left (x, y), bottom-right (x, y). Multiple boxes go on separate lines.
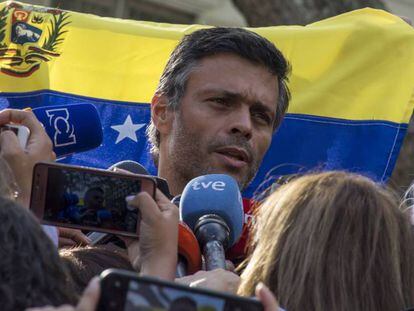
top-left (85, 186), bottom-right (104, 197)
top-left (147, 27), bottom-right (291, 164)
top-left (0, 197), bottom-right (77, 310)
top-left (84, 186), bottom-right (104, 203)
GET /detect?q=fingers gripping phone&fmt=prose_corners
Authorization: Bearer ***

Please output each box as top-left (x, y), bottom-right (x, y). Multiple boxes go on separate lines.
top-left (98, 269), bottom-right (264, 311)
top-left (0, 124), bottom-right (30, 148)
top-left (30, 162), bottom-right (156, 238)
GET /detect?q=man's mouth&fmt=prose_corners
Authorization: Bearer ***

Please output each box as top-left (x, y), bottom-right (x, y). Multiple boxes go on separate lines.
top-left (214, 146), bottom-right (251, 167)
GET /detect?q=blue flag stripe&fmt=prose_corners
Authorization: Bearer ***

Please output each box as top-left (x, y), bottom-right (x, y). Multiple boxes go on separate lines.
top-left (0, 90), bottom-right (406, 198)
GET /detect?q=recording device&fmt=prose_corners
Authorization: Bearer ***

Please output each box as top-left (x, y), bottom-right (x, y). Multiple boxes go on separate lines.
top-left (177, 222), bottom-right (202, 277)
top-left (87, 160), bottom-right (172, 245)
top-left (98, 269), bottom-right (263, 311)
top-left (31, 103), bottom-right (103, 157)
top-left (30, 162), bottom-right (156, 237)
top-left (180, 174), bottom-right (244, 271)
top-left (0, 124), bottom-right (30, 148)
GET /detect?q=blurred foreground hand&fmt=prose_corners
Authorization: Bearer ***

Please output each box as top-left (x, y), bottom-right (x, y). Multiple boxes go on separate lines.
top-left (25, 277), bottom-right (100, 311)
top-left (58, 227), bottom-right (91, 248)
top-left (176, 268), bottom-right (241, 294)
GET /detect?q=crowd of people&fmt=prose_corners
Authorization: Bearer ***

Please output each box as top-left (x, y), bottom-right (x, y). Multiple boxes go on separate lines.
top-left (0, 25), bottom-right (413, 311)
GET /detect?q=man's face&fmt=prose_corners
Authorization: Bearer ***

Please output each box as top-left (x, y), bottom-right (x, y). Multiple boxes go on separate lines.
top-left (164, 53), bottom-right (279, 190)
top-left (85, 189), bottom-right (104, 210)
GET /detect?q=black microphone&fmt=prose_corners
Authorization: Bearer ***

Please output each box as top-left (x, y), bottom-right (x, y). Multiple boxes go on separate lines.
top-left (108, 160), bottom-right (172, 199)
top-left (108, 160), bottom-right (149, 175)
top-left (180, 174), bottom-right (244, 271)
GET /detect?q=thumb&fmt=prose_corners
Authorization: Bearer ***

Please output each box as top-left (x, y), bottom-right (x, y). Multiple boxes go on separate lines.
top-left (255, 282), bottom-right (280, 311)
top-left (77, 277), bottom-right (100, 311)
top-left (126, 192), bottom-right (160, 225)
top-left (0, 130), bottom-right (22, 158)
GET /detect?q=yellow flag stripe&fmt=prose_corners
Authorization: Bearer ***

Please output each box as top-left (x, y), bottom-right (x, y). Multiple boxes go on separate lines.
top-left (0, 3), bottom-right (413, 124)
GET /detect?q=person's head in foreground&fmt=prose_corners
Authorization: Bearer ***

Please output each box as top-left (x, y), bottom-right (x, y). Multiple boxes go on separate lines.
top-left (147, 27), bottom-right (290, 195)
top-left (0, 196), bottom-right (76, 310)
top-left (238, 171), bottom-right (414, 311)
top-left (60, 245), bottom-right (134, 295)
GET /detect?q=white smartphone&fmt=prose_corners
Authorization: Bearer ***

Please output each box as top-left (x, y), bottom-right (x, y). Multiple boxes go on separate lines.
top-left (0, 124), bottom-right (30, 149)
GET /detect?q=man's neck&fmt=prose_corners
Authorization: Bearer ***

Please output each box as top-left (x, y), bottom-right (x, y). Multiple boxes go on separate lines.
top-left (157, 161), bottom-right (185, 197)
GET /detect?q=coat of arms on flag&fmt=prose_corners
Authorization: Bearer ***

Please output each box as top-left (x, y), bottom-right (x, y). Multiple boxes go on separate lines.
top-left (0, 2), bottom-right (70, 77)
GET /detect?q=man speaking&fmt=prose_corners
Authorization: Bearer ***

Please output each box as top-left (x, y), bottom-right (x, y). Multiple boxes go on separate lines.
top-left (147, 27), bottom-right (290, 196)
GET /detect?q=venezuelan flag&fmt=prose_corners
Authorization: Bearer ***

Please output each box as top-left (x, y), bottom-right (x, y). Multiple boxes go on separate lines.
top-left (0, 1), bottom-right (413, 197)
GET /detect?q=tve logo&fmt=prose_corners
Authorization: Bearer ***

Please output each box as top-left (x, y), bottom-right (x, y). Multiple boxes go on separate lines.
top-left (191, 180), bottom-right (226, 191)
top-left (46, 108), bottom-right (77, 147)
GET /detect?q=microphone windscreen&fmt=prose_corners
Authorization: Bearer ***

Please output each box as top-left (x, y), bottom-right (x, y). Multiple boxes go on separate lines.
top-left (108, 160), bottom-right (149, 175)
top-left (178, 222), bottom-right (202, 274)
top-left (32, 103), bottom-right (103, 157)
top-left (107, 160), bottom-right (172, 198)
top-left (180, 174), bottom-right (244, 247)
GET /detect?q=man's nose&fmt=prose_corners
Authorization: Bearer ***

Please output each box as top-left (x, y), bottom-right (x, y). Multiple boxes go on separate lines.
top-left (229, 107), bottom-right (253, 140)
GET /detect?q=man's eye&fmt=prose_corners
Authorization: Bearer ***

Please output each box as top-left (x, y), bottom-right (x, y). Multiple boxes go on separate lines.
top-left (252, 111), bottom-right (272, 125)
top-left (210, 98), bottom-right (230, 106)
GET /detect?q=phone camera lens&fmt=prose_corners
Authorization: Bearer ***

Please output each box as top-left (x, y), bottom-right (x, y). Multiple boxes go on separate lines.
top-left (114, 280), bottom-right (121, 288)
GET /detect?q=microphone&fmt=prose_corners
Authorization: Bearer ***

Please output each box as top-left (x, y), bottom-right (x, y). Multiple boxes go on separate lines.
top-left (32, 103), bottom-right (103, 157)
top-left (108, 160), bottom-right (149, 175)
top-left (108, 160), bottom-right (172, 199)
top-left (180, 174), bottom-right (244, 271)
top-left (172, 195), bottom-right (202, 277)
top-left (177, 222), bottom-right (202, 277)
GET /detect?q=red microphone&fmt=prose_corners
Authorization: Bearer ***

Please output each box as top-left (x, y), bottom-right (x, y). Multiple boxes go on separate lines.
top-left (226, 198), bottom-right (255, 263)
top-left (177, 221), bottom-right (202, 276)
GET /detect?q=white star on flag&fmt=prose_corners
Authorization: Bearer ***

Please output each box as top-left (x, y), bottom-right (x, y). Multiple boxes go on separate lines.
top-left (111, 115), bottom-right (145, 144)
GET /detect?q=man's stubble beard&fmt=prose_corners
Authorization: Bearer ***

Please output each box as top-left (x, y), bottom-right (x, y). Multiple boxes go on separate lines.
top-left (167, 112), bottom-right (260, 192)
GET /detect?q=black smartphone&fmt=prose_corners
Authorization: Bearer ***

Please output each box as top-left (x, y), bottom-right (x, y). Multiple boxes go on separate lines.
top-left (98, 269), bottom-right (264, 311)
top-left (30, 162), bottom-right (156, 237)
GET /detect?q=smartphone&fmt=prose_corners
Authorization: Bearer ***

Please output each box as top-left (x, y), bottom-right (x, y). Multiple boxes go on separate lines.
top-left (30, 162), bottom-right (157, 237)
top-left (98, 269), bottom-right (264, 311)
top-left (0, 124), bottom-right (30, 149)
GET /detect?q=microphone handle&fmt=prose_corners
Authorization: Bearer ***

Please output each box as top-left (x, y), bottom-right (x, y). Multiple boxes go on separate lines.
top-left (204, 240), bottom-right (226, 271)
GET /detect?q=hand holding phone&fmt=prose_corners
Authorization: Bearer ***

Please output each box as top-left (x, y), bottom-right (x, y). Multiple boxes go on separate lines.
top-left (124, 190), bottom-right (179, 281)
top-left (0, 109), bottom-right (55, 208)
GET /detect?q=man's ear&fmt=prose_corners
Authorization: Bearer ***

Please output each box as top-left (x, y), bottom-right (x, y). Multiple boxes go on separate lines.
top-left (151, 94), bottom-right (174, 135)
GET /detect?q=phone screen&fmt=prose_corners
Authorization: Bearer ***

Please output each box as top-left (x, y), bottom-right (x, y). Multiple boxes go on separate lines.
top-left (123, 278), bottom-right (262, 311)
top-left (42, 167), bottom-right (145, 233)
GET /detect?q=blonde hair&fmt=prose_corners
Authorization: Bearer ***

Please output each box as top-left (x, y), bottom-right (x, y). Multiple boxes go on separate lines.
top-left (238, 171), bottom-right (414, 311)
top-left (0, 157), bottom-right (18, 200)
